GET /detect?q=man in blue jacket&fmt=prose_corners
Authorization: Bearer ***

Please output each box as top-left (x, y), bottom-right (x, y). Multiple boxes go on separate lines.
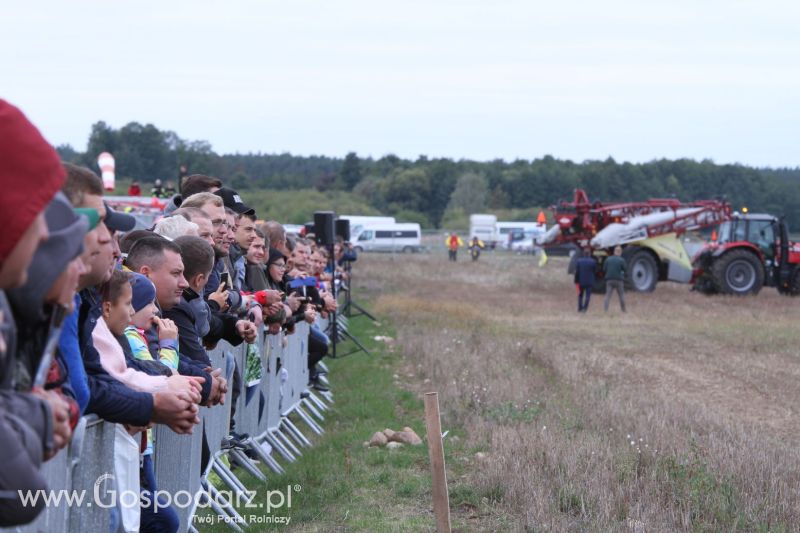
top-left (574, 250), bottom-right (598, 313)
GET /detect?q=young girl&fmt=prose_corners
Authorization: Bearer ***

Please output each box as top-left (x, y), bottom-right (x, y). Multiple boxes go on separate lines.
top-left (97, 270), bottom-right (182, 533)
top-left (94, 270), bottom-right (170, 392)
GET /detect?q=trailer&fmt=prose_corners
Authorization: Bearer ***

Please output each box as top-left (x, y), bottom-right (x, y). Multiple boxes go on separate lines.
top-left (539, 189), bottom-right (729, 292)
top-left (540, 189), bottom-right (800, 295)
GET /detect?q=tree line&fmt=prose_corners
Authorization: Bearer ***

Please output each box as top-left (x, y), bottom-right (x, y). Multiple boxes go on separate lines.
top-left (57, 121), bottom-right (800, 229)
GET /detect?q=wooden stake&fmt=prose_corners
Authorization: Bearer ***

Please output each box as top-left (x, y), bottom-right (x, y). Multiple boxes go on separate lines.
top-left (424, 392), bottom-right (451, 533)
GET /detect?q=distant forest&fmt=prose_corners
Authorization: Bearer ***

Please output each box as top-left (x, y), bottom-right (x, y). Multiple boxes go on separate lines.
top-left (57, 121), bottom-right (800, 229)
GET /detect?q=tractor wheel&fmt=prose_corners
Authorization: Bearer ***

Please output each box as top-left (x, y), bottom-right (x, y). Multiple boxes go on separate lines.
top-left (711, 249), bottom-right (764, 295)
top-left (623, 248), bottom-right (658, 292)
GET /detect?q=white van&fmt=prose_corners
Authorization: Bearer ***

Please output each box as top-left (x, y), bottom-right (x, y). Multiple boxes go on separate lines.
top-left (353, 223), bottom-right (422, 253)
top-left (496, 221), bottom-right (546, 250)
top-left (469, 214), bottom-right (498, 246)
top-left (339, 215), bottom-right (396, 240)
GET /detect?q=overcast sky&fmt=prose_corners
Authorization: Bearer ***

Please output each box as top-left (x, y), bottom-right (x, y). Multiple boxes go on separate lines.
top-left (3, 0), bottom-right (799, 167)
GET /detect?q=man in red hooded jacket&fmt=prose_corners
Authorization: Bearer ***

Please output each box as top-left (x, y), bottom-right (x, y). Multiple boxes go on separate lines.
top-left (0, 100), bottom-right (73, 526)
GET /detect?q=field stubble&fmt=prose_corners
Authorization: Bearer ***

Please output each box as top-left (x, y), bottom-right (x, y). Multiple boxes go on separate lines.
top-left (357, 251), bottom-right (800, 531)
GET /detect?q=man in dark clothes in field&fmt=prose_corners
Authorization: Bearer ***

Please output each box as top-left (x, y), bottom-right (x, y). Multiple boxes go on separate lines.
top-left (603, 245), bottom-right (627, 312)
top-left (574, 249), bottom-right (597, 313)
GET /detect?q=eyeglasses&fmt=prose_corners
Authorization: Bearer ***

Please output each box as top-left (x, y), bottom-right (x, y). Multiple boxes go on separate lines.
top-left (271, 263), bottom-right (286, 269)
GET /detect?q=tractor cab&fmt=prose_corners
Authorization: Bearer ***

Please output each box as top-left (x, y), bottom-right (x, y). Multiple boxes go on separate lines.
top-left (715, 213), bottom-right (778, 261)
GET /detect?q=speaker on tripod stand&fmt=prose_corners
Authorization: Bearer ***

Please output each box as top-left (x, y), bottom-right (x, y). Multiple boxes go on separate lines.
top-left (335, 219), bottom-right (350, 242)
top-left (313, 212), bottom-right (335, 247)
top-left (335, 219), bottom-right (354, 314)
top-left (313, 211), bottom-right (339, 355)
top-left (312, 211), bottom-right (371, 359)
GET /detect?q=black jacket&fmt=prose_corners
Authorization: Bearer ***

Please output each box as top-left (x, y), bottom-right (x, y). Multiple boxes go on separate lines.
top-left (163, 297), bottom-right (212, 366)
top-left (204, 300), bottom-right (245, 348)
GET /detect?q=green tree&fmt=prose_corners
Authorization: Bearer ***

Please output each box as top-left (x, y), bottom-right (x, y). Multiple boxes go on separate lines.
top-left (338, 152), bottom-right (362, 190)
top-left (85, 121), bottom-right (118, 168)
top-left (488, 184), bottom-right (509, 209)
top-left (115, 122), bottom-right (172, 182)
top-left (446, 172), bottom-right (488, 215)
top-left (381, 168), bottom-right (432, 214)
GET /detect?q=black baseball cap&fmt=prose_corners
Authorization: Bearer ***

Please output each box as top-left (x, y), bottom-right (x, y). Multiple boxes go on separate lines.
top-left (214, 187), bottom-right (255, 216)
top-left (104, 202), bottom-right (137, 232)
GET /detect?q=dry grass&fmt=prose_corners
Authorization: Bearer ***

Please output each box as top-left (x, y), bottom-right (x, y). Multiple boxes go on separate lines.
top-left (353, 251), bottom-right (800, 531)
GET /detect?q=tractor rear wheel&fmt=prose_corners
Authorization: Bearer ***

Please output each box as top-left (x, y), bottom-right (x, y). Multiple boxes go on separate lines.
top-left (623, 248), bottom-right (658, 292)
top-left (711, 249), bottom-right (764, 295)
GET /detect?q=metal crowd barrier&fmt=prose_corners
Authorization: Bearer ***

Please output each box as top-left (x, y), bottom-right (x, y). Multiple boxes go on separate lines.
top-left (1, 415), bottom-right (115, 533)
top-left (3, 317), bottom-right (341, 533)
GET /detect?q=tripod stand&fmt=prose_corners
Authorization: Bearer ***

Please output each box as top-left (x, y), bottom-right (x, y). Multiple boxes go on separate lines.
top-left (326, 244), bottom-right (371, 358)
top-left (340, 252), bottom-right (377, 322)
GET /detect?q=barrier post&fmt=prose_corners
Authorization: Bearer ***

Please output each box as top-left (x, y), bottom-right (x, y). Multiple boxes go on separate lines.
top-left (68, 416), bottom-right (115, 532)
top-left (153, 423), bottom-right (203, 533)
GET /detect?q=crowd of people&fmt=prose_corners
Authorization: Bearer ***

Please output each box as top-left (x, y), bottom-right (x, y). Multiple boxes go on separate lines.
top-left (0, 99), bottom-right (353, 532)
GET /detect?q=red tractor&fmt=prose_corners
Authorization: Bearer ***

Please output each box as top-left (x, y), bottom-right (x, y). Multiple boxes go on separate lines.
top-left (692, 213), bottom-right (800, 295)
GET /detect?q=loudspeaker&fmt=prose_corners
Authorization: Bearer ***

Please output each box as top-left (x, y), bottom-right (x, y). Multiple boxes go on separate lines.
top-left (335, 219), bottom-right (350, 241)
top-left (314, 211), bottom-right (336, 246)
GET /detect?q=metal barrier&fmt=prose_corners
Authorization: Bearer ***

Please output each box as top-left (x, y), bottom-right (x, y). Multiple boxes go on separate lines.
top-left (0, 415), bottom-right (115, 533)
top-left (69, 416), bottom-right (116, 531)
top-left (3, 317), bottom-right (341, 533)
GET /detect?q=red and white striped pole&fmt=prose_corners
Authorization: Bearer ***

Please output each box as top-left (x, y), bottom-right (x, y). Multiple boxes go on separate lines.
top-left (97, 152), bottom-right (115, 192)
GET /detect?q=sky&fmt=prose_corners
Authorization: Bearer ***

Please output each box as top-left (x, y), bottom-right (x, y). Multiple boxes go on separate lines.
top-left (3, 0), bottom-right (800, 167)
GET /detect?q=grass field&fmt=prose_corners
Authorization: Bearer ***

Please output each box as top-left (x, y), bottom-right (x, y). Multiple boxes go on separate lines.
top-left (208, 250), bottom-right (800, 531)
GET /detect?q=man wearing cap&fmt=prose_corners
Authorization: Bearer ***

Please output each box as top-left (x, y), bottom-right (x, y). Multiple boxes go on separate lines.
top-left (215, 187), bottom-right (258, 300)
top-left (61, 164), bottom-right (202, 435)
top-left (0, 100), bottom-right (72, 526)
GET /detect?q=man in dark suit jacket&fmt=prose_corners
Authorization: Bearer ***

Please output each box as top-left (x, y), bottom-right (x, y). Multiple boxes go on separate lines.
top-left (574, 250), bottom-right (598, 313)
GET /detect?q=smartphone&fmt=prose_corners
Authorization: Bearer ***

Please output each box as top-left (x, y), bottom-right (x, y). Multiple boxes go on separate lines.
top-left (220, 272), bottom-right (231, 289)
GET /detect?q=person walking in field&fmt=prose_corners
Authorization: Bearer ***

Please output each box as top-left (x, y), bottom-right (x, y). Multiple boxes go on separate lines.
top-left (446, 233), bottom-right (462, 262)
top-left (574, 249), bottom-right (597, 313)
top-left (603, 245), bottom-right (627, 312)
